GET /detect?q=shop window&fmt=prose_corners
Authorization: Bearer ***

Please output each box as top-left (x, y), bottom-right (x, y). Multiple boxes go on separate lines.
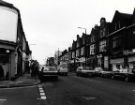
top-left (112, 37), bottom-right (121, 48)
top-left (116, 64), bottom-right (120, 69)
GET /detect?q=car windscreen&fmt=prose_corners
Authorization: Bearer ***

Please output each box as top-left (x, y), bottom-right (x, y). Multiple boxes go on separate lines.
top-left (48, 67), bottom-right (56, 71)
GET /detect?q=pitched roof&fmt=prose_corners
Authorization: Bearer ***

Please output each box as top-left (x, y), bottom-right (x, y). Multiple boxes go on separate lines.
top-left (0, 0), bottom-right (13, 8)
top-left (112, 10), bottom-right (132, 23)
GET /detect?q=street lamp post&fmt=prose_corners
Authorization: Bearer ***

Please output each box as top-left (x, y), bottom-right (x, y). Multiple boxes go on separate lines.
top-left (77, 27), bottom-right (87, 34)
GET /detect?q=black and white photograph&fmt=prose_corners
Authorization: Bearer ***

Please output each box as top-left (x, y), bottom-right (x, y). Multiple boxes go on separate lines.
top-left (0, 0), bottom-right (135, 105)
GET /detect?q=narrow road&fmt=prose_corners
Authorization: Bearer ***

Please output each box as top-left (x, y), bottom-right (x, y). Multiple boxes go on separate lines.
top-left (42, 73), bottom-right (135, 105)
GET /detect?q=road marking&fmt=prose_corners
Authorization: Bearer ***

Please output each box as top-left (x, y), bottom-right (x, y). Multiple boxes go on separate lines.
top-left (41, 96), bottom-right (47, 100)
top-left (39, 90), bottom-right (44, 93)
top-left (82, 96), bottom-right (96, 101)
top-left (132, 90), bottom-right (135, 91)
top-left (40, 92), bottom-right (45, 96)
top-left (39, 87), bottom-right (43, 90)
top-left (38, 85), bottom-right (47, 100)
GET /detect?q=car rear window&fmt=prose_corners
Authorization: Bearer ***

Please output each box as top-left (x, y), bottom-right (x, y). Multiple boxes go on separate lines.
top-left (48, 66), bottom-right (56, 71)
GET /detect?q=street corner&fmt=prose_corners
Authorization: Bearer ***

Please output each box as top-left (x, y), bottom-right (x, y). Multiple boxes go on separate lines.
top-left (13, 79), bottom-right (41, 88)
top-left (0, 78), bottom-right (41, 89)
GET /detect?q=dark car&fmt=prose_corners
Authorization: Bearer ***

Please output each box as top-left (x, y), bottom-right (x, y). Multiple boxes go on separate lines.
top-left (111, 69), bottom-right (135, 82)
top-left (39, 66), bottom-right (58, 80)
top-left (100, 71), bottom-right (116, 78)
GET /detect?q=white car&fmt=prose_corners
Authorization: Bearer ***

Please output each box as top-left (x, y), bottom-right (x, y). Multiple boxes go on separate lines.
top-left (76, 66), bottom-right (96, 77)
top-left (58, 67), bottom-right (68, 76)
top-left (58, 63), bottom-right (68, 76)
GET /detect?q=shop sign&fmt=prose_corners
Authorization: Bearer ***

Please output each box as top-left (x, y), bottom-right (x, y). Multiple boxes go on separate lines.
top-left (110, 58), bottom-right (124, 64)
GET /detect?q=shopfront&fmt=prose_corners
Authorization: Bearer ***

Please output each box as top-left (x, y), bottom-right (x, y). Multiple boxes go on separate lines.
top-left (128, 56), bottom-right (135, 73)
top-left (110, 58), bottom-right (124, 71)
top-left (85, 56), bottom-right (97, 69)
top-left (0, 47), bottom-right (16, 80)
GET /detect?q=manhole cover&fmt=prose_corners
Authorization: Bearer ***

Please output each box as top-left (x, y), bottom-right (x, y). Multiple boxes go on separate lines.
top-left (82, 96), bottom-right (96, 101)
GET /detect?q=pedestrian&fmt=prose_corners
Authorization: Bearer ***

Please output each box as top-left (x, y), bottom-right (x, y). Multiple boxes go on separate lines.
top-left (0, 65), bottom-right (4, 80)
top-left (30, 61), bottom-right (35, 78)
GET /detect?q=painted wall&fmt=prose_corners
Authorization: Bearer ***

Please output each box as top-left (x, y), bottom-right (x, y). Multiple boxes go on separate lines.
top-left (0, 6), bottom-right (18, 42)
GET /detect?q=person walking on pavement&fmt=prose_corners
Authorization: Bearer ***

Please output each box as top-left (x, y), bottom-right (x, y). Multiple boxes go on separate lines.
top-left (30, 61), bottom-right (35, 78)
top-left (0, 65), bottom-right (4, 80)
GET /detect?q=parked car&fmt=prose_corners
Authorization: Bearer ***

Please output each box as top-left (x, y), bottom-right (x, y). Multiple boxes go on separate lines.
top-left (100, 71), bottom-right (116, 78)
top-left (76, 66), bottom-right (96, 77)
top-left (39, 66), bottom-right (58, 80)
top-left (111, 69), bottom-right (135, 82)
top-left (94, 67), bottom-right (103, 76)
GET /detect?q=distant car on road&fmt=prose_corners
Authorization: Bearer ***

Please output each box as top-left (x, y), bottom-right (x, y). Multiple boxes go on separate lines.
top-left (76, 66), bottom-right (96, 77)
top-left (58, 63), bottom-right (68, 76)
top-left (39, 66), bottom-right (58, 80)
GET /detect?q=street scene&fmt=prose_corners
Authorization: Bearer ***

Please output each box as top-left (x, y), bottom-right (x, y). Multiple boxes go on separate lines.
top-left (0, 0), bottom-right (135, 105)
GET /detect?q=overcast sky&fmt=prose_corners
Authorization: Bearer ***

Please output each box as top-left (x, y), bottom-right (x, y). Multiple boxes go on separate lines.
top-left (4, 0), bottom-right (135, 64)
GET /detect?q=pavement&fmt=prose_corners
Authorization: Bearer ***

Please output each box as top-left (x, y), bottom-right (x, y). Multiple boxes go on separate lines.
top-left (0, 73), bottom-right (40, 88)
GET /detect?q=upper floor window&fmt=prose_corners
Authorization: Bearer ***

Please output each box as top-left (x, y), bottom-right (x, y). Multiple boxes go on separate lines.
top-left (112, 37), bottom-right (121, 48)
top-left (115, 23), bottom-right (117, 30)
top-left (76, 49), bottom-right (79, 57)
top-left (77, 41), bottom-right (79, 48)
top-left (90, 44), bottom-right (95, 55)
top-left (81, 47), bottom-right (85, 56)
top-left (91, 35), bottom-right (95, 42)
top-left (99, 40), bottom-right (106, 52)
top-left (82, 38), bottom-right (85, 45)
top-left (72, 52), bottom-right (75, 58)
top-left (100, 28), bottom-right (106, 38)
top-left (115, 21), bottom-right (121, 30)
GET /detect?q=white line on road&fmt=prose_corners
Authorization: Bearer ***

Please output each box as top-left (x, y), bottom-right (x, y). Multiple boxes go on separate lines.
top-left (132, 90), bottom-right (135, 91)
top-left (39, 90), bottom-right (44, 93)
top-left (38, 85), bottom-right (47, 100)
top-left (39, 87), bottom-right (43, 90)
top-left (41, 96), bottom-right (47, 100)
top-left (40, 92), bottom-right (45, 96)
